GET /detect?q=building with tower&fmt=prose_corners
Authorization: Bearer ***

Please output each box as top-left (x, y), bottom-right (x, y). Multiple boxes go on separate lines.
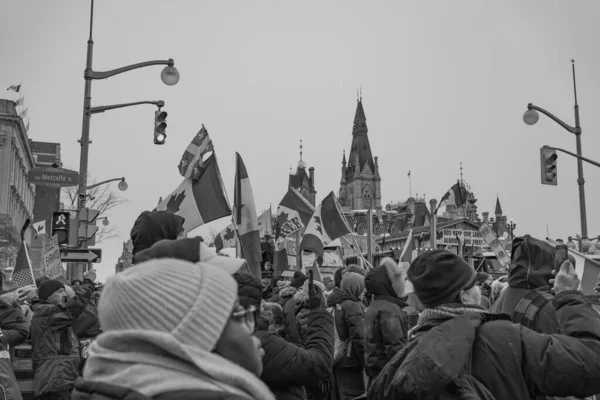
top-left (339, 94), bottom-right (381, 212)
top-left (288, 140), bottom-right (316, 207)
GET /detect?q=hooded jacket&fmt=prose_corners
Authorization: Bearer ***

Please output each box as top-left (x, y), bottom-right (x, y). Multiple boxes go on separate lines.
top-left (491, 235), bottom-right (559, 334)
top-left (369, 291), bottom-right (600, 400)
top-left (363, 258), bottom-right (411, 380)
top-left (326, 273), bottom-right (366, 369)
top-left (30, 281), bottom-right (93, 396)
top-left (279, 286), bottom-right (301, 344)
top-left (130, 211), bottom-right (185, 264)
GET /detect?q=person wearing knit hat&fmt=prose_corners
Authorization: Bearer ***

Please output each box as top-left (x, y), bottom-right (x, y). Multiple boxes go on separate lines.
top-left (291, 271), bottom-right (308, 289)
top-left (35, 275), bottom-right (49, 288)
top-left (72, 259), bottom-right (274, 400)
top-left (130, 210), bottom-right (186, 265)
top-left (134, 236), bottom-right (248, 275)
top-left (368, 251), bottom-right (600, 399)
top-left (408, 250), bottom-right (480, 308)
top-left (30, 270), bottom-right (96, 400)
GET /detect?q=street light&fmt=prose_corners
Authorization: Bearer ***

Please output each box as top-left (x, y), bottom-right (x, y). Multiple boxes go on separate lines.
top-left (97, 217), bottom-right (110, 226)
top-left (77, 0), bottom-right (179, 249)
top-left (87, 177), bottom-right (128, 191)
top-left (523, 60), bottom-right (587, 240)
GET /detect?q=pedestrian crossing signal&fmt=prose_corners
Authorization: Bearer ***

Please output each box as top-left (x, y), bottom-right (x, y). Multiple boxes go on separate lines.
top-left (540, 147), bottom-right (558, 186)
top-left (154, 110), bottom-right (167, 145)
top-left (52, 211), bottom-right (70, 245)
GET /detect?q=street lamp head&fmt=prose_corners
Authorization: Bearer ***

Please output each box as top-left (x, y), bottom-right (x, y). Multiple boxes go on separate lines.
top-left (118, 179), bottom-right (128, 191)
top-left (102, 218), bottom-right (110, 227)
top-left (161, 64), bottom-right (180, 86)
top-left (523, 108), bottom-right (539, 125)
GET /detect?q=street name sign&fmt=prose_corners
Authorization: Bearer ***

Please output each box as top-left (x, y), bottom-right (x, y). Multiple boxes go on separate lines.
top-left (61, 248), bottom-right (102, 263)
top-left (27, 168), bottom-right (79, 188)
top-left (43, 235), bottom-right (65, 279)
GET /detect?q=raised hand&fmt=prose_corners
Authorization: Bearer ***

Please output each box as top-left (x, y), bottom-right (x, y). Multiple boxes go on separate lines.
top-left (553, 261), bottom-right (580, 294)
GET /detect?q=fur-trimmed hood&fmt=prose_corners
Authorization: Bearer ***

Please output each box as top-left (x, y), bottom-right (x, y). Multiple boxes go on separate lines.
top-left (278, 286), bottom-right (297, 300)
top-left (364, 257), bottom-right (407, 298)
top-left (258, 302), bottom-right (285, 336)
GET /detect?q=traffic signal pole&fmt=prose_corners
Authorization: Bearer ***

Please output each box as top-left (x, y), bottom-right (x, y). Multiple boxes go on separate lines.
top-left (543, 146), bottom-right (600, 169)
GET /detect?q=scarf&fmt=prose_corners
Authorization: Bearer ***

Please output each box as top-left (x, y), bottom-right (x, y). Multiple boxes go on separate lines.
top-left (84, 331), bottom-right (275, 400)
top-left (409, 303), bottom-right (487, 339)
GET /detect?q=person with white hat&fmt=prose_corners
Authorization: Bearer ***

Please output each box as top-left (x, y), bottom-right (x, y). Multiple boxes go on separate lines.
top-left (71, 258), bottom-right (275, 400)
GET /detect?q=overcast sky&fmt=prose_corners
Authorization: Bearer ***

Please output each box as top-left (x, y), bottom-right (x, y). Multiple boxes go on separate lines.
top-left (3, 1), bottom-right (600, 282)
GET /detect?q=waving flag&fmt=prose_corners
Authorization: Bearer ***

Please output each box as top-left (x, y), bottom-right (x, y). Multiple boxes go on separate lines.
top-left (300, 192), bottom-right (351, 255)
top-left (400, 229), bottom-right (417, 263)
top-left (234, 153), bottom-right (262, 279)
top-left (157, 154), bottom-right (231, 233)
top-left (178, 125), bottom-right (214, 181)
top-left (436, 180), bottom-right (470, 213)
top-left (276, 187), bottom-right (315, 245)
top-left (7, 84), bottom-right (21, 93)
top-left (258, 207), bottom-right (273, 238)
top-left (214, 224), bottom-right (237, 252)
top-left (32, 220), bottom-right (46, 239)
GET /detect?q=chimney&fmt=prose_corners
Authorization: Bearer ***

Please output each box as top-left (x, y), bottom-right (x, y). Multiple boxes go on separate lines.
top-left (482, 212), bottom-right (489, 223)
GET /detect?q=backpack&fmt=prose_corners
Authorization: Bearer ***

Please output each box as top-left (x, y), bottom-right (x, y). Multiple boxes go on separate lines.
top-left (512, 287), bottom-right (554, 330)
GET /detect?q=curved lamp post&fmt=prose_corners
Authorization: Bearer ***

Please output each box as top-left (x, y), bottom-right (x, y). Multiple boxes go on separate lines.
top-left (77, 0), bottom-right (179, 249)
top-left (523, 60), bottom-right (587, 240)
top-left (87, 177), bottom-right (128, 191)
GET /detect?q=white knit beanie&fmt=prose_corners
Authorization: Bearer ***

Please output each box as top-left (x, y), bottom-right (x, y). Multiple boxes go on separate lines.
top-left (98, 258), bottom-right (238, 352)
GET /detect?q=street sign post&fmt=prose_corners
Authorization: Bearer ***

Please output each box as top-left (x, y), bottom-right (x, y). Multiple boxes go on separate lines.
top-left (27, 168), bottom-right (80, 188)
top-left (43, 235), bottom-right (65, 279)
top-left (61, 248), bottom-right (102, 263)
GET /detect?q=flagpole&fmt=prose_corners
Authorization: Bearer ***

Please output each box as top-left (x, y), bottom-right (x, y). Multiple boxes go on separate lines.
top-left (408, 170), bottom-right (412, 198)
top-left (341, 235), bottom-right (374, 270)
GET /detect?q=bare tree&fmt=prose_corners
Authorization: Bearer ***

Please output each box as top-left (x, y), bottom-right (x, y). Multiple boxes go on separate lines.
top-left (61, 178), bottom-right (129, 244)
top-left (0, 214), bottom-right (20, 270)
top-left (205, 226), bottom-right (220, 247)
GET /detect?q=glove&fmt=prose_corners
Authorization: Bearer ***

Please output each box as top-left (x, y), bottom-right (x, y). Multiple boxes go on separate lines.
top-left (308, 283), bottom-right (322, 310)
top-left (318, 378), bottom-right (333, 394)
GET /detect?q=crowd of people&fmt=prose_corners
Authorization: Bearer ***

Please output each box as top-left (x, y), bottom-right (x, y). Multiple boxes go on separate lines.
top-left (0, 210), bottom-right (599, 399)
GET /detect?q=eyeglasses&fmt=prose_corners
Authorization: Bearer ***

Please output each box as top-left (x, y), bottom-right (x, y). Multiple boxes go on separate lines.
top-left (232, 305), bottom-right (256, 333)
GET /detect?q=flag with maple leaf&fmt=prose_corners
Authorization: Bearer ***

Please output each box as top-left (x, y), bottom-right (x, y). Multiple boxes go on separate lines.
top-left (275, 187), bottom-right (315, 248)
top-left (233, 153), bottom-right (262, 279)
top-left (157, 153), bottom-right (231, 233)
top-left (214, 224), bottom-right (237, 252)
top-left (257, 207), bottom-right (273, 238)
top-left (300, 191), bottom-right (352, 255)
top-left (178, 125), bottom-right (214, 181)
top-left (31, 220), bottom-right (46, 239)
top-left (400, 229), bottom-right (417, 263)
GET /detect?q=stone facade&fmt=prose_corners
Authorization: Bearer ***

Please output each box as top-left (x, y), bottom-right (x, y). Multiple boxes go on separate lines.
top-left (0, 99), bottom-right (36, 269)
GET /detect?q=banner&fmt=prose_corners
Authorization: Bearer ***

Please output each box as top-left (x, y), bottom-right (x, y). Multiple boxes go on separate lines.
top-left (478, 223), bottom-right (511, 267)
top-left (43, 235), bottom-right (64, 279)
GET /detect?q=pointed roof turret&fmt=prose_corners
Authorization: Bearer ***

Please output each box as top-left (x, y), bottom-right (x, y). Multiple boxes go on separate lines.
top-left (342, 150), bottom-right (347, 166)
top-left (346, 96), bottom-right (375, 180)
top-left (495, 196), bottom-right (503, 216)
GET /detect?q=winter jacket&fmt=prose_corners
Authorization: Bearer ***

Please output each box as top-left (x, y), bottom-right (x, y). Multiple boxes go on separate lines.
top-left (257, 309), bottom-right (334, 400)
top-left (30, 282), bottom-right (93, 396)
top-left (0, 300), bottom-right (29, 350)
top-left (491, 235), bottom-right (559, 333)
top-left (279, 286), bottom-right (301, 344)
top-left (369, 291), bottom-right (600, 400)
top-left (325, 286), bottom-right (366, 368)
top-left (0, 327), bottom-right (22, 400)
top-left (363, 259), bottom-right (409, 379)
top-left (72, 301), bottom-right (101, 339)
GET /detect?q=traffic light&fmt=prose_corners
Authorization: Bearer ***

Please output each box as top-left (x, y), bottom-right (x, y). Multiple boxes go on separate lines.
top-left (540, 147), bottom-right (558, 186)
top-left (52, 211), bottom-right (70, 245)
top-left (154, 110), bottom-right (167, 145)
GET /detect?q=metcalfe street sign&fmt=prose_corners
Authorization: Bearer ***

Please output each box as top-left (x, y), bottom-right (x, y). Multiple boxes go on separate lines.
top-left (43, 235), bottom-right (65, 279)
top-left (60, 248), bottom-right (102, 263)
top-left (27, 168), bottom-right (80, 188)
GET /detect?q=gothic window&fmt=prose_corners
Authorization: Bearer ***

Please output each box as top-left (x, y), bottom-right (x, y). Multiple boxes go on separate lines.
top-left (362, 185), bottom-right (373, 209)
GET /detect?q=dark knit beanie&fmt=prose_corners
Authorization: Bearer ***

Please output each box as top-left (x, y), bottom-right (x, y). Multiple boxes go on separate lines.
top-left (233, 273), bottom-right (263, 311)
top-left (35, 276), bottom-right (50, 288)
top-left (476, 272), bottom-right (491, 286)
top-left (37, 279), bottom-right (65, 300)
top-left (334, 267), bottom-right (345, 288)
top-left (291, 271), bottom-right (308, 289)
top-left (408, 250), bottom-right (476, 308)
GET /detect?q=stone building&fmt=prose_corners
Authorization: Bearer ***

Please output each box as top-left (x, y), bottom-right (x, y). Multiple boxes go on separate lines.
top-left (288, 140), bottom-right (316, 207)
top-left (115, 239), bottom-right (133, 273)
top-left (0, 99), bottom-right (36, 271)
